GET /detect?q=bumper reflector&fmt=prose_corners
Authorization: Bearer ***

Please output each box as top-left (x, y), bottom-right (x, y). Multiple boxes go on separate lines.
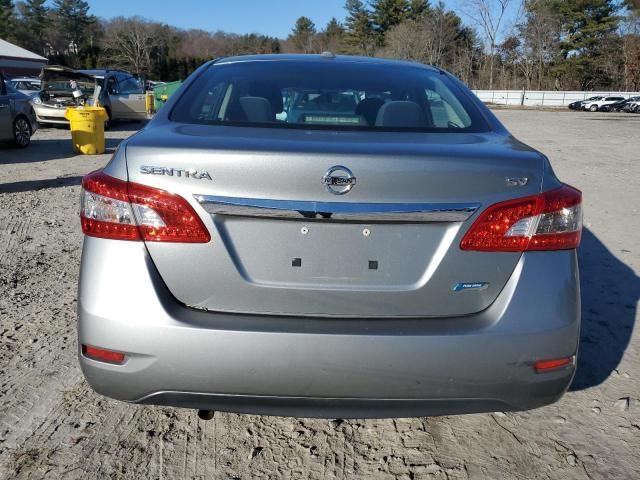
top-left (82, 344), bottom-right (126, 364)
top-left (534, 356), bottom-right (574, 373)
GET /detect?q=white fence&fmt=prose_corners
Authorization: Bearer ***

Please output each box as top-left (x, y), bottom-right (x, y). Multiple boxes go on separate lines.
top-left (472, 90), bottom-right (640, 108)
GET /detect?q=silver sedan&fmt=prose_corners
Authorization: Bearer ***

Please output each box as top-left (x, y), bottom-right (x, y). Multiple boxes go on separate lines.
top-left (77, 54), bottom-right (582, 419)
top-left (0, 73), bottom-right (38, 147)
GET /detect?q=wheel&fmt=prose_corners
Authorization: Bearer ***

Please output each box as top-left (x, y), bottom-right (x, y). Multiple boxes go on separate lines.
top-left (12, 116), bottom-right (31, 148)
top-left (589, 104), bottom-right (598, 112)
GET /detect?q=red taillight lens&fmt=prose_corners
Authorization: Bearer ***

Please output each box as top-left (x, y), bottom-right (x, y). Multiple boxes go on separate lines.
top-left (82, 344), bottom-right (126, 364)
top-left (460, 185), bottom-right (582, 252)
top-left (81, 172), bottom-right (141, 240)
top-left (534, 356), bottom-right (574, 373)
top-left (81, 171), bottom-right (210, 243)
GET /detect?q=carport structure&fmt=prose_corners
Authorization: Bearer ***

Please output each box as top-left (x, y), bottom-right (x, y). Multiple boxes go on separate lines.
top-left (0, 38), bottom-right (47, 77)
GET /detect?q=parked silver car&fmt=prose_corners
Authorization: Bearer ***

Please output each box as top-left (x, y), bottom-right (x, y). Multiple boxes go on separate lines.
top-left (8, 76), bottom-right (41, 97)
top-left (1, 72), bottom-right (38, 147)
top-left (78, 54), bottom-right (582, 419)
top-left (32, 66), bottom-right (148, 128)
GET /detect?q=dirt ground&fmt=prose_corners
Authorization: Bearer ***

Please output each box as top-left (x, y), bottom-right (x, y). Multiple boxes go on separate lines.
top-left (0, 111), bottom-right (638, 480)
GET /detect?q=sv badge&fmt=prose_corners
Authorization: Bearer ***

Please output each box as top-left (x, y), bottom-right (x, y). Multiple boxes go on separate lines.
top-left (506, 177), bottom-right (528, 187)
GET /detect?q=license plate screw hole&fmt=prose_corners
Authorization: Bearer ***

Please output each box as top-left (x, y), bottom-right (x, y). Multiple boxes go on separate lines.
top-left (363, 228), bottom-right (371, 237)
top-left (301, 227), bottom-right (309, 235)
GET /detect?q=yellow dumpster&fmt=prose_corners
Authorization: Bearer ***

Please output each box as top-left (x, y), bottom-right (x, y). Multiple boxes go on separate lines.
top-left (64, 107), bottom-right (107, 155)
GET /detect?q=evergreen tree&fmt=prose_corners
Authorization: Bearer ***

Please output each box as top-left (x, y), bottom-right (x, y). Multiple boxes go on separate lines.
top-left (319, 17), bottom-right (345, 53)
top-left (549, 0), bottom-right (621, 88)
top-left (0, 0), bottom-right (15, 41)
top-left (16, 0), bottom-right (49, 55)
top-left (344, 0), bottom-right (375, 54)
top-left (290, 16), bottom-right (316, 53)
top-left (325, 17), bottom-right (345, 39)
top-left (370, 0), bottom-right (409, 37)
top-left (407, 0), bottom-right (430, 20)
top-left (52, 0), bottom-right (96, 61)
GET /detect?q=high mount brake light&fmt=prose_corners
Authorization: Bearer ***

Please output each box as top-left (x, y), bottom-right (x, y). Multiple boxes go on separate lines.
top-left (80, 171), bottom-right (210, 243)
top-left (460, 185), bottom-right (582, 252)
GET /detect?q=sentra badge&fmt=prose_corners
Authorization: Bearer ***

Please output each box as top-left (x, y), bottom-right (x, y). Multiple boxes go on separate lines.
top-left (140, 166), bottom-right (212, 180)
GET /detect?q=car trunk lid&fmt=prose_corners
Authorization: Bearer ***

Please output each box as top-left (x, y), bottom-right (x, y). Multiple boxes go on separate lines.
top-left (126, 124), bottom-right (543, 318)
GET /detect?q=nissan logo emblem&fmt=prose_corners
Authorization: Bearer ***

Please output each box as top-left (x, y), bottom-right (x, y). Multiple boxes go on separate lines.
top-left (322, 165), bottom-right (356, 195)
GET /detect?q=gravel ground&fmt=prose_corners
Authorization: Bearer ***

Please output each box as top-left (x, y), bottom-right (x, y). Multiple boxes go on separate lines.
top-left (0, 111), bottom-right (638, 479)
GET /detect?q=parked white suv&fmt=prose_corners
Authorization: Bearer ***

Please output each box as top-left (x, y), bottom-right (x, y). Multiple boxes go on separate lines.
top-left (582, 96), bottom-right (625, 112)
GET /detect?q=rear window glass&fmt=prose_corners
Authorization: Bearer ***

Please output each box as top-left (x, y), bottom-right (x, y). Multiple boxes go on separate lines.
top-left (170, 60), bottom-right (490, 132)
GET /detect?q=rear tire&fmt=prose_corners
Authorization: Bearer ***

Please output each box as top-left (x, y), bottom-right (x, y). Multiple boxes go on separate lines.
top-left (12, 116), bottom-right (31, 148)
top-left (589, 105), bottom-right (598, 112)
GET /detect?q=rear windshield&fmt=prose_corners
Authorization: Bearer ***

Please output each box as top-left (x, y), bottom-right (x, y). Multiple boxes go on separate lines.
top-left (170, 60), bottom-right (490, 132)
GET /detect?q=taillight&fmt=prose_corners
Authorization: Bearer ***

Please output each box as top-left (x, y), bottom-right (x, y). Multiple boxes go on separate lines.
top-left (460, 185), bottom-right (582, 252)
top-left (81, 171), bottom-right (210, 243)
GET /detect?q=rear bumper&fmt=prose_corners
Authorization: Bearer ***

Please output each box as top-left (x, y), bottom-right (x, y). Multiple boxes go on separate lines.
top-left (78, 238), bottom-right (580, 418)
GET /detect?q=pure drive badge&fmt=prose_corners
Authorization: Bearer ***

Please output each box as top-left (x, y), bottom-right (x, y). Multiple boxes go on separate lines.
top-left (140, 166), bottom-right (212, 180)
top-left (452, 282), bottom-right (489, 292)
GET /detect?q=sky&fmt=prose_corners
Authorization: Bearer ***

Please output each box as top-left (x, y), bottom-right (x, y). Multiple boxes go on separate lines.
top-left (84, 0), bottom-right (519, 39)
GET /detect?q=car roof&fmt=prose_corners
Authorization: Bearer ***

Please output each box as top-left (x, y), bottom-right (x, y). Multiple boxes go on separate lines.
top-left (213, 53), bottom-right (441, 72)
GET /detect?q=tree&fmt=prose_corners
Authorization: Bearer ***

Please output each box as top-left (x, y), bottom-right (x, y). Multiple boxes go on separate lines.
top-left (50, 0), bottom-right (96, 64)
top-left (15, 0), bottom-right (49, 55)
top-left (461, 0), bottom-right (514, 89)
top-left (621, 1), bottom-right (640, 90)
top-left (0, 0), bottom-right (15, 41)
top-left (370, 0), bottom-right (409, 40)
top-left (344, 0), bottom-right (375, 54)
top-left (407, 0), bottom-right (431, 19)
top-left (318, 17), bottom-right (345, 52)
top-left (290, 16), bottom-right (317, 53)
top-left (549, 0), bottom-right (621, 89)
top-left (101, 17), bottom-right (161, 76)
top-left (384, 2), bottom-right (455, 65)
top-left (517, 0), bottom-right (561, 89)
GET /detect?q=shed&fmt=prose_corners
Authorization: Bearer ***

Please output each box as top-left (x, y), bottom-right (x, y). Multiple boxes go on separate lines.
top-left (0, 38), bottom-right (47, 77)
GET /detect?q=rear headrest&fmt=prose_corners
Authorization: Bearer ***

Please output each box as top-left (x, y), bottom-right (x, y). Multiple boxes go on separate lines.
top-left (355, 98), bottom-right (385, 126)
top-left (239, 96), bottom-right (274, 123)
top-left (248, 82), bottom-right (283, 114)
top-left (375, 101), bottom-right (426, 128)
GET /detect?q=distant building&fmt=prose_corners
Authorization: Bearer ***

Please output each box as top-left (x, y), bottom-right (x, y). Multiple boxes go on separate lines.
top-left (0, 38), bottom-right (48, 77)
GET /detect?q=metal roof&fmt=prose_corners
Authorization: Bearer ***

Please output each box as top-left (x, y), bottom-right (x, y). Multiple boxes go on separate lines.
top-left (0, 38), bottom-right (47, 61)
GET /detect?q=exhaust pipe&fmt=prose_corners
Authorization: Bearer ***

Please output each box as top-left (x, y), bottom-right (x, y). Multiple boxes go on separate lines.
top-left (197, 410), bottom-right (215, 421)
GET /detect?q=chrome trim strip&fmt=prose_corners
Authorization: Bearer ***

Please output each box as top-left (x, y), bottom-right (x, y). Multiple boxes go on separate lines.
top-left (195, 195), bottom-right (479, 223)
